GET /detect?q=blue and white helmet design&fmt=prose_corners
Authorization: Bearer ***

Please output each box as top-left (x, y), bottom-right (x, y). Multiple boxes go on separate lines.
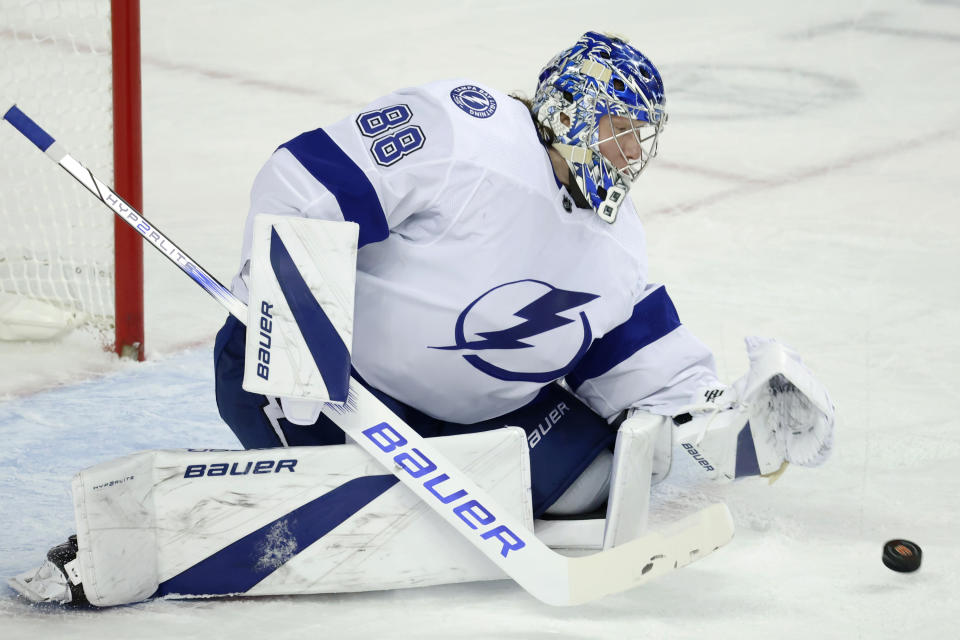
top-left (533, 32), bottom-right (667, 223)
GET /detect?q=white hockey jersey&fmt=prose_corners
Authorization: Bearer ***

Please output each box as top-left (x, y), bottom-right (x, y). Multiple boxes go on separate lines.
top-left (231, 80), bottom-right (718, 423)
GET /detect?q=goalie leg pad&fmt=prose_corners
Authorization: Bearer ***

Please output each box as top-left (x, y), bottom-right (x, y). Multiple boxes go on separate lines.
top-left (602, 411), bottom-right (669, 548)
top-left (70, 428), bottom-right (531, 607)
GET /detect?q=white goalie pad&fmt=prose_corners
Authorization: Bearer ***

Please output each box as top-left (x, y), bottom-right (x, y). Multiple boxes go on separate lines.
top-left (242, 215), bottom-right (359, 403)
top-left (534, 413), bottom-right (669, 551)
top-left (70, 428), bottom-right (531, 607)
top-left (602, 412), bottom-right (667, 548)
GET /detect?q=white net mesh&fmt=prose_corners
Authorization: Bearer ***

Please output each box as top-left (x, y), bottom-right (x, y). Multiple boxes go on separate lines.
top-left (0, 0), bottom-right (116, 340)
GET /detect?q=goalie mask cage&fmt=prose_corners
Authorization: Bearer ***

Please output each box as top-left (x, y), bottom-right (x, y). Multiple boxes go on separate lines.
top-left (0, 0), bottom-right (143, 359)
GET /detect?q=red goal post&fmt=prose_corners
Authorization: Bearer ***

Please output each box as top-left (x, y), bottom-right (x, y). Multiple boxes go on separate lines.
top-left (111, 0), bottom-right (144, 360)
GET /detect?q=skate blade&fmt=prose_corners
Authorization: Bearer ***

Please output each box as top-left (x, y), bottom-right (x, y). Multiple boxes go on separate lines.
top-left (7, 564), bottom-right (71, 604)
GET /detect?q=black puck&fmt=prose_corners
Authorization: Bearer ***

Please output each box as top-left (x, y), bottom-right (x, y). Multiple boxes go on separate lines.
top-left (883, 539), bottom-right (922, 573)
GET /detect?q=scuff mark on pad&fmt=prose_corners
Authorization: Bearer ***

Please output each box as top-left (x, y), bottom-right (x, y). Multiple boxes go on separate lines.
top-left (255, 519), bottom-right (298, 571)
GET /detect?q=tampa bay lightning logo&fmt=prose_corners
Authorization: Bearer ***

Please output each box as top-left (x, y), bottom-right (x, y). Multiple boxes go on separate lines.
top-left (431, 279), bottom-right (598, 382)
top-left (450, 85), bottom-right (497, 119)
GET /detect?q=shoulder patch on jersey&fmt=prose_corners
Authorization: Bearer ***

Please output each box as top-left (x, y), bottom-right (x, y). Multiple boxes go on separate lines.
top-left (450, 85), bottom-right (497, 119)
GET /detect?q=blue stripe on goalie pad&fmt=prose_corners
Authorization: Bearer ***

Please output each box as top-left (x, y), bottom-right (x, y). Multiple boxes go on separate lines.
top-left (156, 474), bottom-right (398, 598)
top-left (279, 128), bottom-right (389, 247)
top-left (269, 227), bottom-right (351, 403)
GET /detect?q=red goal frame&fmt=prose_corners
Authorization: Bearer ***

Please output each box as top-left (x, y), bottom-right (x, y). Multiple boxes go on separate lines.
top-left (111, 0), bottom-right (144, 360)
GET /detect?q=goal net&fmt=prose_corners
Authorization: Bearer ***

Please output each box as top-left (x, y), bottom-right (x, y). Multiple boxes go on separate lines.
top-left (0, 0), bottom-right (143, 358)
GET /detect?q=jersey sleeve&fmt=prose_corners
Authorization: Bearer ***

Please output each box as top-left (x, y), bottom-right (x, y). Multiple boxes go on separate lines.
top-left (565, 284), bottom-right (720, 420)
top-left (231, 87), bottom-right (455, 296)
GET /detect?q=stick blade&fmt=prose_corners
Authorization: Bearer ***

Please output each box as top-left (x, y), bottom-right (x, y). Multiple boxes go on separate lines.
top-left (565, 502), bottom-right (735, 605)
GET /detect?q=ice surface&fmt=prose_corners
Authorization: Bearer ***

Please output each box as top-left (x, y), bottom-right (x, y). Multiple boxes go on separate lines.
top-left (2, 0), bottom-right (959, 638)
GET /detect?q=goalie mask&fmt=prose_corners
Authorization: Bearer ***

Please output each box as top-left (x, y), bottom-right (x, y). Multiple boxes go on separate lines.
top-left (533, 31), bottom-right (667, 223)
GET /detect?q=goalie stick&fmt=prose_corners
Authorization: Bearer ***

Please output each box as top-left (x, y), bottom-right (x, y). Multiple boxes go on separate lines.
top-left (2, 103), bottom-right (735, 606)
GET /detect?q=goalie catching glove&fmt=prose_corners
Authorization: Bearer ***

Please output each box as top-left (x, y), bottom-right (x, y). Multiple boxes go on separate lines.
top-left (671, 336), bottom-right (835, 482)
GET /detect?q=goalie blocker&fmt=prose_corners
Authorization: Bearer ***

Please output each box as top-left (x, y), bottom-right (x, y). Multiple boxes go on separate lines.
top-left (241, 215), bottom-right (359, 407)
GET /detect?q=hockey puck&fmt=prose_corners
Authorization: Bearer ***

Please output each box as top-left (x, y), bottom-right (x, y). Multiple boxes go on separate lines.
top-left (882, 539), bottom-right (922, 573)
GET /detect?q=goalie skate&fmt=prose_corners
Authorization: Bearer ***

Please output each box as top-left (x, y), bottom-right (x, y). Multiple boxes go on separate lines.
top-left (8, 534), bottom-right (89, 606)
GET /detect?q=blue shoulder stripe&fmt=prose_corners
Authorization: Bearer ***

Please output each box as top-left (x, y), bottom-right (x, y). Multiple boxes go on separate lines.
top-left (566, 286), bottom-right (681, 390)
top-left (279, 128), bottom-right (389, 247)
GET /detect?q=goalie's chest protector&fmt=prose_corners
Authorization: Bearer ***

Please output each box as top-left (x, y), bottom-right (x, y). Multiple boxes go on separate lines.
top-left (341, 82), bottom-right (649, 424)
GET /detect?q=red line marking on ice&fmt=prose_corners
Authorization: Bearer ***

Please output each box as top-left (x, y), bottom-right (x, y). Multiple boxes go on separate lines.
top-left (656, 161), bottom-right (770, 185)
top-left (650, 126), bottom-right (959, 216)
top-left (0, 27), bottom-right (354, 105)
